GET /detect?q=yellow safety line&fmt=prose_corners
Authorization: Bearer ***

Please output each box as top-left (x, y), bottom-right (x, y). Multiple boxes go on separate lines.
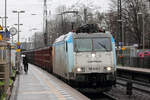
top-left (32, 67), bottom-right (66, 100)
top-left (19, 91), bottom-right (52, 95)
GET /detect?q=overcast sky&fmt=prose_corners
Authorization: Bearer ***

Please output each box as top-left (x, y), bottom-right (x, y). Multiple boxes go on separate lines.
top-left (0, 0), bottom-right (110, 42)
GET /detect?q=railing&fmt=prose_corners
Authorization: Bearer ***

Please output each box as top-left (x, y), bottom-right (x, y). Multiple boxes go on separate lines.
top-left (117, 56), bottom-right (150, 68)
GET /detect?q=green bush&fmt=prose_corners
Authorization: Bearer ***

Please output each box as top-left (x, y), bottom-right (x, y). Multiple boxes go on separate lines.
top-left (0, 93), bottom-right (6, 100)
top-left (9, 78), bottom-right (13, 86)
top-left (12, 69), bottom-right (16, 77)
top-left (0, 81), bottom-right (4, 86)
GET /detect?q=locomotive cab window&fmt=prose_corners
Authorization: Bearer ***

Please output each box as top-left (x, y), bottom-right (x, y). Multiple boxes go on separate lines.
top-left (74, 38), bottom-right (112, 52)
top-left (66, 42), bottom-right (68, 52)
top-left (75, 39), bottom-right (92, 52)
top-left (93, 38), bottom-right (112, 51)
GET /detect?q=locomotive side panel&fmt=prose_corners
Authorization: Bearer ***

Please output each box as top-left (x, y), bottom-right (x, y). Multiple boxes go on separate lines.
top-left (65, 33), bottom-right (74, 73)
top-left (53, 42), bottom-right (67, 78)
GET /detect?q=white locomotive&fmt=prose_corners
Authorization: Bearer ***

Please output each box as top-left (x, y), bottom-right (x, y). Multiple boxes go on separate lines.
top-left (53, 25), bottom-right (116, 91)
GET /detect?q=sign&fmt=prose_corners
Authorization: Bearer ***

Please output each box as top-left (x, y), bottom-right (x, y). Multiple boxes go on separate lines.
top-left (0, 25), bottom-right (3, 30)
top-left (11, 46), bottom-right (15, 49)
top-left (5, 28), bottom-right (10, 41)
top-left (17, 42), bottom-right (21, 46)
top-left (121, 47), bottom-right (126, 51)
top-left (16, 49), bottom-right (21, 52)
top-left (0, 34), bottom-right (2, 40)
top-left (0, 31), bottom-right (4, 37)
top-left (17, 45), bottom-right (20, 49)
top-left (0, 28), bottom-right (10, 41)
top-left (9, 27), bottom-right (17, 36)
top-left (119, 42), bottom-right (123, 46)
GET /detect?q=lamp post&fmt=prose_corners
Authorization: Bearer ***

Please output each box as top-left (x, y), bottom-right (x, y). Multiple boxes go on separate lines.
top-left (138, 12), bottom-right (145, 50)
top-left (5, 0), bottom-right (7, 39)
top-left (29, 28), bottom-right (38, 49)
top-left (0, 17), bottom-right (8, 28)
top-left (14, 24), bottom-right (23, 26)
top-left (12, 10), bottom-right (25, 42)
top-left (117, 19), bottom-right (123, 47)
top-left (117, 19), bottom-right (125, 66)
top-left (12, 10), bottom-right (25, 74)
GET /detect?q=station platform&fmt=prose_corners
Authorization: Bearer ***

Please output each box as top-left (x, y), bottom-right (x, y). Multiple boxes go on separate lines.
top-left (117, 66), bottom-right (150, 83)
top-left (117, 66), bottom-right (150, 74)
top-left (10, 64), bottom-right (89, 100)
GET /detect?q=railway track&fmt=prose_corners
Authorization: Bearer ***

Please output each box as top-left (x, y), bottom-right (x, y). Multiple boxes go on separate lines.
top-left (82, 92), bottom-right (117, 100)
top-left (77, 89), bottom-right (117, 100)
top-left (102, 92), bottom-right (117, 100)
top-left (78, 76), bottom-right (150, 100)
top-left (117, 77), bottom-right (150, 94)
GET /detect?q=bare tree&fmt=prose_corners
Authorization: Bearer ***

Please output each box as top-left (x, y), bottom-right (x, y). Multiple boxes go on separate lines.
top-left (46, 3), bottom-right (106, 45)
top-left (109, 0), bottom-right (150, 48)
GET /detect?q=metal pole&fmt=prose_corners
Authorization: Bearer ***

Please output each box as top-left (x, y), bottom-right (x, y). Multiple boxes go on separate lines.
top-left (117, 0), bottom-right (122, 46)
top-left (143, 16), bottom-right (145, 50)
top-left (43, 0), bottom-right (48, 46)
top-left (120, 0), bottom-right (122, 46)
top-left (5, 0), bottom-right (7, 39)
top-left (122, 21), bottom-right (124, 46)
top-left (12, 36), bottom-right (13, 43)
top-left (17, 12), bottom-right (20, 74)
top-left (84, 8), bottom-right (87, 24)
top-left (2, 18), bottom-right (4, 27)
top-left (149, 0), bottom-right (150, 9)
top-left (61, 14), bottom-right (64, 34)
top-left (18, 12), bottom-right (20, 42)
top-left (25, 38), bottom-right (27, 50)
top-left (34, 33), bottom-right (36, 49)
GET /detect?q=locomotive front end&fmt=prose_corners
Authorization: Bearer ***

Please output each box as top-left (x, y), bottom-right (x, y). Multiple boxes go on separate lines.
top-left (71, 33), bottom-right (116, 90)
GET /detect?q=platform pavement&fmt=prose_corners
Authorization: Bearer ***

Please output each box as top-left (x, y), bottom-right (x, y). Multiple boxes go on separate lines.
top-left (10, 64), bottom-right (89, 100)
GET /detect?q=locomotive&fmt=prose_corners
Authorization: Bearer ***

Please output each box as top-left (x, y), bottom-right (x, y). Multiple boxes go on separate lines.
top-left (23, 24), bottom-right (116, 91)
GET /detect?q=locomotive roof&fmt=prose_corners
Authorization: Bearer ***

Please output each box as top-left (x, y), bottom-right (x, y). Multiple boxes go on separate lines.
top-left (54, 32), bottom-right (112, 43)
top-left (73, 32), bottom-right (112, 38)
top-left (54, 34), bottom-right (67, 43)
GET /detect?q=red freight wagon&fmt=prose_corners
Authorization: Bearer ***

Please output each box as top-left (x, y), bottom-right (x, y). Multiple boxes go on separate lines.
top-left (22, 46), bottom-right (53, 73)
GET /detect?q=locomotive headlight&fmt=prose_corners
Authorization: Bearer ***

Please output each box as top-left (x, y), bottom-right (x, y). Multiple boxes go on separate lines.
top-left (77, 68), bottom-right (82, 72)
top-left (92, 53), bottom-right (96, 58)
top-left (106, 67), bottom-right (111, 71)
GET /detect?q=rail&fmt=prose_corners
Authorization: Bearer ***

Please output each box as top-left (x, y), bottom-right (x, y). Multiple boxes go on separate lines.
top-left (103, 92), bottom-right (118, 100)
top-left (117, 77), bottom-right (150, 94)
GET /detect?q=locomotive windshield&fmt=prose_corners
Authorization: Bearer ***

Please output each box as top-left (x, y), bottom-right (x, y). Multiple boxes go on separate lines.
top-left (75, 39), bottom-right (92, 52)
top-left (75, 38), bottom-right (112, 52)
top-left (93, 38), bottom-right (111, 51)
